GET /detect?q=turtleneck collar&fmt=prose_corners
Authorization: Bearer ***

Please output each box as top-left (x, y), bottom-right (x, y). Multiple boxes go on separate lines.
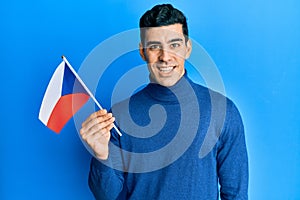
top-left (144, 72), bottom-right (195, 103)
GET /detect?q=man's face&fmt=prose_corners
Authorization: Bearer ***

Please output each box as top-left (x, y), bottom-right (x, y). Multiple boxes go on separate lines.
top-left (139, 24), bottom-right (192, 87)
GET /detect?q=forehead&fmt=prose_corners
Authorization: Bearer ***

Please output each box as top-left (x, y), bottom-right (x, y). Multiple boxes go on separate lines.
top-left (143, 24), bottom-right (184, 42)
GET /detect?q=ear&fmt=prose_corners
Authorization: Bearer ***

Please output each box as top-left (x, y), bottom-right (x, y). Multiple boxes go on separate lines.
top-left (185, 39), bottom-right (192, 59)
top-left (139, 43), bottom-right (146, 61)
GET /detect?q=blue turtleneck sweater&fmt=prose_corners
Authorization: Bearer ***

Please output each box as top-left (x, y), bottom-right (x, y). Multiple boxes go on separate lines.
top-left (88, 74), bottom-right (248, 200)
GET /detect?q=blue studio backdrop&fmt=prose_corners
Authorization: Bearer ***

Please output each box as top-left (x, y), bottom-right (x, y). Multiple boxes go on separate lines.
top-left (1, 0), bottom-right (299, 199)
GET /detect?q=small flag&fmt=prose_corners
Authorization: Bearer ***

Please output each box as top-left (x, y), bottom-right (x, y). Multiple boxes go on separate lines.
top-left (39, 56), bottom-right (122, 136)
top-left (38, 59), bottom-right (90, 133)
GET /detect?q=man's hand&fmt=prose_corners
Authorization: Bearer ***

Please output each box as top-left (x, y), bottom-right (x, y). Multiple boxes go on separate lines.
top-left (80, 109), bottom-right (115, 160)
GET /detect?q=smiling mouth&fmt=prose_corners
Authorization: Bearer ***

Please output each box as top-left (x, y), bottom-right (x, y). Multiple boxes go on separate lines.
top-left (158, 66), bottom-right (176, 73)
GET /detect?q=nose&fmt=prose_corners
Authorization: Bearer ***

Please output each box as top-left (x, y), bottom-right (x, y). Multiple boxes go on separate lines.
top-left (159, 48), bottom-right (172, 62)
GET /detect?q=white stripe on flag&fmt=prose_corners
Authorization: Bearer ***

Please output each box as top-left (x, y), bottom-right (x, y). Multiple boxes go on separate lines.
top-left (38, 61), bottom-right (65, 125)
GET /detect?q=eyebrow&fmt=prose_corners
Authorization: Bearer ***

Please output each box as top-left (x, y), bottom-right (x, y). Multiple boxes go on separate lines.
top-left (146, 38), bottom-right (184, 46)
top-left (168, 38), bottom-right (183, 43)
top-left (146, 41), bottom-right (161, 46)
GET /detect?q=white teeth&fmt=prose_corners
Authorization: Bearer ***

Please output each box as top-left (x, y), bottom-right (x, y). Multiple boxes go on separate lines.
top-left (159, 67), bottom-right (173, 72)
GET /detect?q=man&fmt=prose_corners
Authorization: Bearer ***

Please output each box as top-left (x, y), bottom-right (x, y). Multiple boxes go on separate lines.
top-left (80, 4), bottom-right (248, 200)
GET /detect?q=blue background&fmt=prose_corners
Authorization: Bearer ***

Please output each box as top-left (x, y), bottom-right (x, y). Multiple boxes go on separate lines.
top-left (1, 0), bottom-right (299, 199)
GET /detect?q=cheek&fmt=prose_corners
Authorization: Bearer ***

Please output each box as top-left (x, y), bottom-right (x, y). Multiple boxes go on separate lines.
top-left (146, 53), bottom-right (159, 64)
top-left (175, 56), bottom-right (186, 66)
top-left (175, 49), bottom-right (187, 59)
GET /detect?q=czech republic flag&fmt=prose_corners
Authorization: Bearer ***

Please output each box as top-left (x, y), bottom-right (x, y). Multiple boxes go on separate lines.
top-left (38, 58), bottom-right (90, 133)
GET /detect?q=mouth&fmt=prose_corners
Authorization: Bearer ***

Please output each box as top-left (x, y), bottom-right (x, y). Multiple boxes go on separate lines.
top-left (157, 65), bottom-right (176, 73)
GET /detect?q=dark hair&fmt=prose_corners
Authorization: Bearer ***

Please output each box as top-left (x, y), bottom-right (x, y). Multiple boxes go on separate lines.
top-left (139, 4), bottom-right (189, 43)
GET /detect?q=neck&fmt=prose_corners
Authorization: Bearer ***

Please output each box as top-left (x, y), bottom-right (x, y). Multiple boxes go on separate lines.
top-left (145, 72), bottom-right (194, 103)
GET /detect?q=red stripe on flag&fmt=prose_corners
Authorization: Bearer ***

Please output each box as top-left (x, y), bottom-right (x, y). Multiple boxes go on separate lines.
top-left (47, 93), bottom-right (90, 133)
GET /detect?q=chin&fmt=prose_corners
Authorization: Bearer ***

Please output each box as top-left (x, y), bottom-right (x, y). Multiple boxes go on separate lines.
top-left (157, 78), bottom-right (178, 87)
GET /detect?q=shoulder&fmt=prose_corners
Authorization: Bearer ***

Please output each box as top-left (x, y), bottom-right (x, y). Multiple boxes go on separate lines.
top-left (191, 79), bottom-right (239, 107)
top-left (190, 80), bottom-right (243, 127)
top-left (190, 81), bottom-right (229, 110)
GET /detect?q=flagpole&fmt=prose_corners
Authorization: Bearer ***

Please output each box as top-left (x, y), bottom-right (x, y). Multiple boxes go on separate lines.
top-left (62, 56), bottom-right (122, 137)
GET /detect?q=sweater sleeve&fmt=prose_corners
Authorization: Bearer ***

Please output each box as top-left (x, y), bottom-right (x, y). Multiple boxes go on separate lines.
top-left (217, 100), bottom-right (249, 200)
top-left (88, 130), bottom-right (125, 200)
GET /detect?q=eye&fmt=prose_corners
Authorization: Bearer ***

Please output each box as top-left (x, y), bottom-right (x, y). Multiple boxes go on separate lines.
top-left (148, 44), bottom-right (162, 50)
top-left (170, 43), bottom-right (181, 49)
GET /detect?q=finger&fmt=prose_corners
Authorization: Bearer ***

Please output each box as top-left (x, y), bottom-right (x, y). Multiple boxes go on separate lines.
top-left (86, 129), bottom-right (111, 144)
top-left (80, 116), bottom-right (115, 140)
top-left (82, 109), bottom-right (107, 128)
top-left (82, 109), bottom-right (108, 128)
top-left (106, 123), bottom-right (114, 132)
top-left (84, 125), bottom-right (112, 148)
top-left (82, 112), bottom-right (113, 133)
top-left (87, 113), bottom-right (114, 133)
top-left (86, 116), bottom-right (115, 136)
